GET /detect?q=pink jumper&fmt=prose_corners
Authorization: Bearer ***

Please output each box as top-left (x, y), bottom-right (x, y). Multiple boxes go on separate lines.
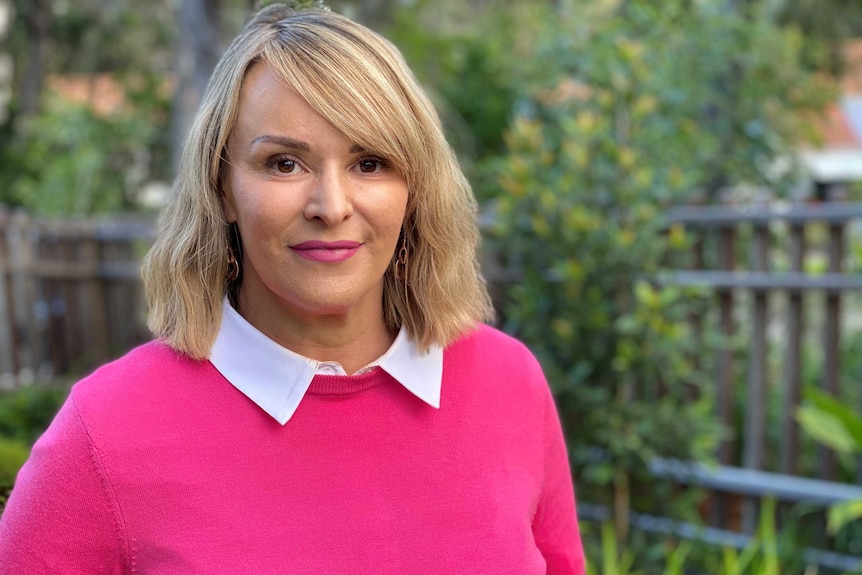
top-left (0, 324), bottom-right (584, 574)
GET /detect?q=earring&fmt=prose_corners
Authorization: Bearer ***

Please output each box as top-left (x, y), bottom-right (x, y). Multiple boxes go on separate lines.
top-left (226, 250), bottom-right (240, 282)
top-left (226, 222), bottom-right (243, 308)
top-left (394, 234), bottom-right (408, 282)
top-left (226, 221), bottom-right (242, 282)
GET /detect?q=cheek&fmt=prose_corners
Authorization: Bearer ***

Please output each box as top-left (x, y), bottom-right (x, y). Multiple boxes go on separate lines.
top-left (223, 171), bottom-right (264, 226)
top-left (229, 178), bottom-right (285, 230)
top-left (375, 186), bottom-right (409, 230)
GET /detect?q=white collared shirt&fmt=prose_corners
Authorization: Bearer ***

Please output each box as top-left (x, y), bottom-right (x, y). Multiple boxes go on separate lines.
top-left (209, 299), bottom-right (443, 424)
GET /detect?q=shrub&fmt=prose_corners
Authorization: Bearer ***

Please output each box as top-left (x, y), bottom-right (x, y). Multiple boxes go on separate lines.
top-left (0, 384), bottom-right (69, 445)
top-left (485, 0), bottom-right (827, 544)
top-left (0, 436), bottom-right (30, 510)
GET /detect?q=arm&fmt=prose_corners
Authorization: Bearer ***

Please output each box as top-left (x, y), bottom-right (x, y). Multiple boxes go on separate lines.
top-left (0, 394), bottom-right (127, 574)
top-left (532, 387), bottom-right (586, 575)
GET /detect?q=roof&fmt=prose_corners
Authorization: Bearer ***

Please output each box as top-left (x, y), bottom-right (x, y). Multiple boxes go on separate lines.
top-left (804, 40), bottom-right (862, 182)
top-left (46, 74), bottom-right (127, 116)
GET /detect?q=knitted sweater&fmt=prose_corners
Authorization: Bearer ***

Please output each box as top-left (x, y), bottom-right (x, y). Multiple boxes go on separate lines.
top-left (0, 324), bottom-right (584, 574)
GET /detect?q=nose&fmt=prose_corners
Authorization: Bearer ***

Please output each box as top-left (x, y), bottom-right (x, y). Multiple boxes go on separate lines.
top-left (303, 171), bottom-right (353, 225)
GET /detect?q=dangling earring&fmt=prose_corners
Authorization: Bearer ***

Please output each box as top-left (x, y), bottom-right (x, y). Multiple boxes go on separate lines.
top-left (394, 233), bottom-right (408, 282)
top-left (226, 221), bottom-right (242, 282)
top-left (226, 222), bottom-right (243, 308)
top-left (226, 250), bottom-right (239, 282)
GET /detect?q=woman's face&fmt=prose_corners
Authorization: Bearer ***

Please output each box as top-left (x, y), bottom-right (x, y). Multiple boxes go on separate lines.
top-left (222, 62), bottom-right (408, 333)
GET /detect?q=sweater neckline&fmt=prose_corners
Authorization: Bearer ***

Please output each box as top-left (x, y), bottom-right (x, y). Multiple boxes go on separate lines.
top-left (307, 367), bottom-right (392, 396)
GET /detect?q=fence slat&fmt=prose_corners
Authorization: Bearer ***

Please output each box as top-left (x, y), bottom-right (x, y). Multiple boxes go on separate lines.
top-left (713, 227), bottom-right (736, 529)
top-left (820, 223), bottom-right (845, 481)
top-left (9, 216), bottom-right (37, 380)
top-left (0, 212), bottom-right (13, 386)
top-left (666, 201), bottom-right (862, 226)
top-left (659, 270), bottom-right (862, 291)
top-left (780, 224), bottom-right (805, 476)
top-left (742, 226), bottom-right (769, 532)
top-left (0, 213), bottom-right (155, 385)
top-left (83, 232), bottom-right (110, 366)
top-left (744, 226), bottom-right (769, 473)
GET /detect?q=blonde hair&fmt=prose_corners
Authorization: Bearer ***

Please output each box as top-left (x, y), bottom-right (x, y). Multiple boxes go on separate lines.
top-left (142, 4), bottom-right (493, 359)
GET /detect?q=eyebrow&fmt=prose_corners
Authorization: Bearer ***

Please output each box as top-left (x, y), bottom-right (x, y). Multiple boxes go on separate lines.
top-left (250, 135), bottom-right (309, 151)
top-left (249, 135), bottom-right (368, 154)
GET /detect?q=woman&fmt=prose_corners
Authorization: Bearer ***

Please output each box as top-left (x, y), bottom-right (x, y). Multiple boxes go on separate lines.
top-left (0, 4), bottom-right (584, 573)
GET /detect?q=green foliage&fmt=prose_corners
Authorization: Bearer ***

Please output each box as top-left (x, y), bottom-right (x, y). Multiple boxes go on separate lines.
top-left (0, 0), bottom-right (175, 215)
top-left (533, 0), bottom-right (827, 197)
top-left (0, 74), bottom-right (169, 215)
top-left (587, 522), bottom-right (639, 575)
top-left (720, 499), bottom-right (780, 575)
top-left (490, 106), bottom-right (724, 530)
top-left (0, 384), bottom-right (67, 512)
top-left (0, 385), bottom-right (69, 445)
top-left (2, 0), bottom-right (179, 79)
top-left (584, 522), bottom-right (692, 575)
top-left (0, 436), bottom-right (30, 508)
top-left (797, 388), bottom-right (862, 536)
top-left (484, 0), bottom-right (831, 544)
top-left (776, 0), bottom-right (862, 75)
top-left (384, 1), bottom-right (524, 175)
top-left (582, 498), bottom-right (835, 573)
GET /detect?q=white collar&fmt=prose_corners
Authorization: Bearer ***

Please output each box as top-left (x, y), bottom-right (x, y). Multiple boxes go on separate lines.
top-left (209, 299), bottom-right (443, 425)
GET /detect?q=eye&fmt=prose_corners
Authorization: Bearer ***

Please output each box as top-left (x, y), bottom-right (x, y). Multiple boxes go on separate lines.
top-left (268, 156), bottom-right (300, 174)
top-left (357, 157), bottom-right (387, 173)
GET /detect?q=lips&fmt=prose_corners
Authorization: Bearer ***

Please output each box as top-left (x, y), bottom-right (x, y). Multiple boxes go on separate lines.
top-left (289, 240), bottom-right (362, 263)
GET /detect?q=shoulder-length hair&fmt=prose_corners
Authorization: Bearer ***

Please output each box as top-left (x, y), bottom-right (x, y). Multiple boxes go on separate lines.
top-left (142, 4), bottom-right (493, 359)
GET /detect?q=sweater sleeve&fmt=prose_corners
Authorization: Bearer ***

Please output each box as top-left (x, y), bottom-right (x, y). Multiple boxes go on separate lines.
top-left (532, 386), bottom-right (586, 575)
top-left (0, 393), bottom-right (127, 574)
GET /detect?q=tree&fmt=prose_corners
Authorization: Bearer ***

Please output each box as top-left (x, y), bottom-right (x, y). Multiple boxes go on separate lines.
top-left (0, 0), bottom-right (179, 213)
top-left (172, 0), bottom-right (225, 169)
top-left (485, 0), bottom-right (830, 550)
top-left (776, 0), bottom-right (862, 74)
top-left (15, 0), bottom-right (49, 116)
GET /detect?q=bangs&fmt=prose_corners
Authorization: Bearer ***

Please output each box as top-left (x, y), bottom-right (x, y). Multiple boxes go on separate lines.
top-left (258, 22), bottom-right (423, 182)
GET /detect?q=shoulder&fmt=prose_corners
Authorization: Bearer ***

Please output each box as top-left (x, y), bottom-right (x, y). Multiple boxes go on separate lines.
top-left (80, 340), bottom-right (201, 383)
top-left (69, 340), bottom-right (213, 423)
top-left (447, 323), bottom-right (542, 371)
top-left (443, 323), bottom-right (548, 395)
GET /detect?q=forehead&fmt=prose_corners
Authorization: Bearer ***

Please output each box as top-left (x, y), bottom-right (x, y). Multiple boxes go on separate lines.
top-left (233, 63), bottom-right (303, 129)
top-left (239, 62), bottom-right (295, 107)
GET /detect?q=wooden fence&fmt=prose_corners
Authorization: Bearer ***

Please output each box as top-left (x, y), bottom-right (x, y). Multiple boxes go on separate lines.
top-left (656, 201), bottom-right (862, 566)
top-left (663, 202), bottom-right (862, 476)
top-left (0, 211), bottom-right (154, 387)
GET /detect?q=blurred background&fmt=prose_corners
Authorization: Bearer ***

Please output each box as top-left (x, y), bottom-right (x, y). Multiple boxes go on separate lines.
top-left (1, 0), bottom-right (862, 572)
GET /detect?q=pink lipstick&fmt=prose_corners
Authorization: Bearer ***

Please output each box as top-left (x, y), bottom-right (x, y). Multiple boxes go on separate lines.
top-left (290, 240), bottom-right (362, 263)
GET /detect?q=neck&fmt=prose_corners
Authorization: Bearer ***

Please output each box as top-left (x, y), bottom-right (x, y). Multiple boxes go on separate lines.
top-left (235, 293), bottom-right (396, 375)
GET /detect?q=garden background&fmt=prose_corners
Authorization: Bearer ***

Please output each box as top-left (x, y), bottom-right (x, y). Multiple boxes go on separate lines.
top-left (2, 0), bottom-right (862, 572)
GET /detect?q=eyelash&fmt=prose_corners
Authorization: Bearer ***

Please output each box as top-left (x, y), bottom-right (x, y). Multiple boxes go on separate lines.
top-left (356, 157), bottom-right (390, 173)
top-left (267, 156), bottom-right (302, 174)
top-left (265, 155), bottom-right (391, 175)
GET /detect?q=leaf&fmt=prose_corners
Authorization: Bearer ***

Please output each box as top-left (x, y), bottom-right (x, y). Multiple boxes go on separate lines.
top-left (722, 546), bottom-right (740, 574)
top-left (663, 540), bottom-right (691, 575)
top-left (634, 281), bottom-right (659, 308)
top-left (804, 388), bottom-right (862, 448)
top-left (796, 406), bottom-right (859, 455)
top-left (827, 500), bottom-right (862, 536)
